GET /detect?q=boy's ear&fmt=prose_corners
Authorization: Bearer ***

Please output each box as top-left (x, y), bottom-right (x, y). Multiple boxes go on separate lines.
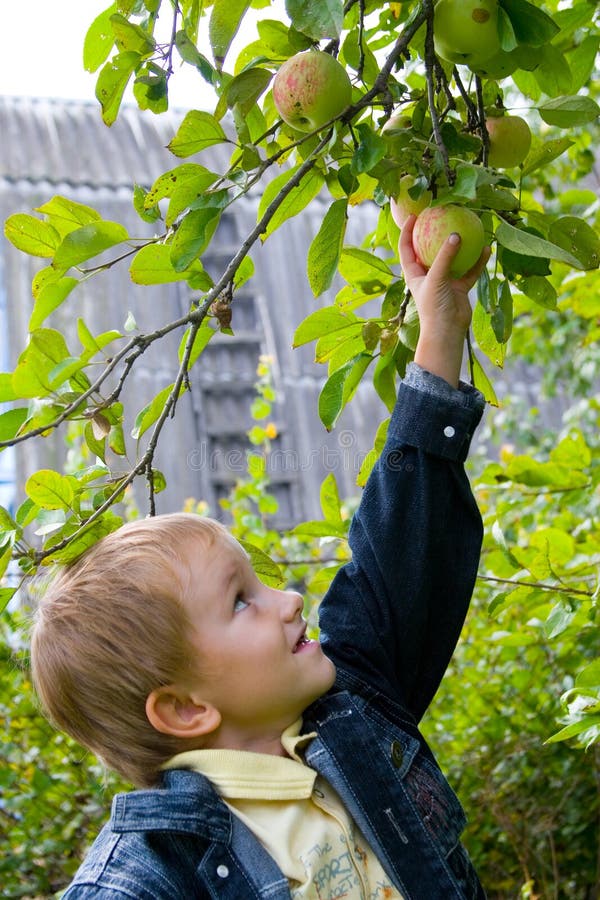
top-left (145, 687), bottom-right (221, 738)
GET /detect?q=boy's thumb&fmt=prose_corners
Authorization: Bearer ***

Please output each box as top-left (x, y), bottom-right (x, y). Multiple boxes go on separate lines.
top-left (429, 232), bottom-right (461, 278)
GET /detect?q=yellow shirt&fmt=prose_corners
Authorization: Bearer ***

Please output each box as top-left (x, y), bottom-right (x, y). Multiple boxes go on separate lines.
top-left (164, 721), bottom-right (403, 899)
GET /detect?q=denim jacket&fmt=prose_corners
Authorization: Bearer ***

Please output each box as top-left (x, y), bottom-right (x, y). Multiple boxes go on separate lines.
top-left (62, 366), bottom-right (486, 900)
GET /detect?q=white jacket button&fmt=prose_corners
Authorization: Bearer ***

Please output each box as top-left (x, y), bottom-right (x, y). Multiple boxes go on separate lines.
top-left (217, 865), bottom-right (229, 878)
top-left (443, 425), bottom-right (456, 438)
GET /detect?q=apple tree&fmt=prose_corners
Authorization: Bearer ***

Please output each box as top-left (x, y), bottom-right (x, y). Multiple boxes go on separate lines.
top-left (1, 0), bottom-right (600, 752)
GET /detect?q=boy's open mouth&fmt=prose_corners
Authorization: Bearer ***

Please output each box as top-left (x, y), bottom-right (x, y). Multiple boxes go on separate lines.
top-left (293, 625), bottom-right (311, 653)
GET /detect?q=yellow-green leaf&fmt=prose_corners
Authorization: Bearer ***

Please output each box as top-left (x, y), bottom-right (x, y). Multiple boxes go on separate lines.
top-left (26, 470), bottom-right (75, 510)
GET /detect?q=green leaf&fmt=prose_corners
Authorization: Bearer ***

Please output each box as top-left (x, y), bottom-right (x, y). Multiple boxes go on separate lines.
top-left (495, 221), bottom-right (582, 269)
top-left (373, 354), bottom-right (397, 413)
top-left (568, 35), bottom-right (600, 94)
top-left (546, 716), bottom-right (600, 745)
top-left (49, 513), bottom-right (124, 565)
top-left (491, 280), bottom-right (513, 344)
top-left (285, 0), bottom-right (343, 40)
top-left (53, 221), bottom-right (129, 270)
top-left (338, 248), bottom-right (394, 293)
top-left (470, 353), bottom-right (499, 406)
top-left (517, 276), bottom-right (557, 310)
top-left (12, 329), bottom-right (72, 398)
top-left (4, 214), bottom-right (60, 258)
top-left (291, 519), bottom-right (347, 539)
top-left (498, 0), bottom-right (559, 46)
top-left (110, 13), bottom-right (155, 55)
top-left (257, 166), bottom-right (324, 241)
top-left (178, 320), bottom-right (215, 368)
top-left (209, 0), bottom-right (251, 66)
top-left (84, 3), bottom-right (117, 72)
top-left (130, 243), bottom-right (212, 285)
top-left (167, 111), bottom-right (229, 157)
top-left (132, 383), bottom-right (185, 440)
top-left (548, 217), bottom-right (600, 271)
top-left (0, 586), bottom-right (17, 612)
top-left (293, 306), bottom-right (358, 348)
top-left (26, 470), bottom-right (75, 510)
top-left (550, 431), bottom-right (591, 470)
top-left (357, 417), bottom-right (390, 488)
top-left (169, 207), bottom-right (222, 272)
top-left (538, 96), bottom-right (600, 128)
top-left (133, 66), bottom-right (168, 114)
top-left (29, 277), bottom-right (79, 330)
top-left (350, 123), bottom-right (387, 176)
top-left (233, 256), bottom-right (255, 289)
top-left (318, 355), bottom-right (367, 431)
top-left (35, 195), bottom-right (102, 236)
top-left (175, 30), bottom-right (215, 83)
top-left (224, 67), bottom-right (273, 115)
top-left (95, 51), bottom-right (141, 126)
top-left (520, 138), bottom-right (574, 177)
top-left (0, 373), bottom-right (17, 402)
top-left (576, 660), bottom-right (600, 689)
top-left (238, 539), bottom-right (284, 587)
top-left (0, 407), bottom-right (28, 441)
top-left (533, 44), bottom-right (572, 98)
top-left (307, 199), bottom-right (348, 297)
top-left (77, 320), bottom-right (122, 354)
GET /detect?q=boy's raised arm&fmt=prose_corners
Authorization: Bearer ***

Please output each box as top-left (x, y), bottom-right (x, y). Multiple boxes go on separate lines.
top-left (318, 219), bottom-right (490, 721)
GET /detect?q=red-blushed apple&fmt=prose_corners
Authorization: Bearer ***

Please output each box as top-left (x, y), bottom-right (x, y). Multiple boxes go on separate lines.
top-left (272, 51), bottom-right (352, 133)
top-left (434, 0), bottom-right (500, 68)
top-left (485, 115), bottom-right (532, 168)
top-left (412, 205), bottom-right (485, 278)
top-left (390, 176), bottom-right (432, 228)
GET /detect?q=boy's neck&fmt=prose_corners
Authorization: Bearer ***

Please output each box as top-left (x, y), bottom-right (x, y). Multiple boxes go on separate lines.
top-left (203, 726), bottom-right (291, 758)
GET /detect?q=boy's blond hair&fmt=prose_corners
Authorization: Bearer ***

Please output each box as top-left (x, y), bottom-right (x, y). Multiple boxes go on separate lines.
top-left (30, 513), bottom-right (227, 788)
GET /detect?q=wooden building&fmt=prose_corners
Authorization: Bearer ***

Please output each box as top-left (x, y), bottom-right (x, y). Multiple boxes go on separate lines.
top-left (0, 95), bottom-right (385, 529)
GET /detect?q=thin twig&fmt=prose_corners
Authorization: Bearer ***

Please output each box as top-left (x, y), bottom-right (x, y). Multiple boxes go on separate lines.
top-left (422, 0), bottom-right (452, 183)
top-left (478, 573), bottom-right (593, 598)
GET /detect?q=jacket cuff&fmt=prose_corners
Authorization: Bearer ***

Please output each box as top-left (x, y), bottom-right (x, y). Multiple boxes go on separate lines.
top-left (387, 365), bottom-right (485, 461)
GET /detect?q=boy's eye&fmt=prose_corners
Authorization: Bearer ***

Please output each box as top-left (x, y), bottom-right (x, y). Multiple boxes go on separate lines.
top-left (233, 595), bottom-right (249, 613)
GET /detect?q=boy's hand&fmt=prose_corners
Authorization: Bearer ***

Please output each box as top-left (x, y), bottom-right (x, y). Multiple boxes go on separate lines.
top-left (399, 214), bottom-right (490, 388)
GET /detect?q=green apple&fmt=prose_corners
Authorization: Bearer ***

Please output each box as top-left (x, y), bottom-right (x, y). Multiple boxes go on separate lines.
top-left (486, 115), bottom-right (532, 168)
top-left (381, 113), bottom-right (412, 137)
top-left (412, 205), bottom-right (485, 278)
top-left (272, 51), bottom-right (352, 132)
top-left (471, 49), bottom-right (520, 80)
top-left (390, 176), bottom-right (432, 228)
top-left (434, 0), bottom-right (500, 68)
top-left (473, 45), bottom-right (543, 80)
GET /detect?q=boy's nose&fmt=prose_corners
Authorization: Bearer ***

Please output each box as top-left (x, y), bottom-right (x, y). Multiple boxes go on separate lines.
top-left (280, 589), bottom-right (303, 621)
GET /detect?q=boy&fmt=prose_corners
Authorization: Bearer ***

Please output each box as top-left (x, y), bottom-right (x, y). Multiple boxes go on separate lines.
top-left (31, 216), bottom-right (489, 899)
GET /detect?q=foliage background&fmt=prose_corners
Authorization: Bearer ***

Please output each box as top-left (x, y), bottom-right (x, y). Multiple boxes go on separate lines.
top-left (1, 0), bottom-right (600, 897)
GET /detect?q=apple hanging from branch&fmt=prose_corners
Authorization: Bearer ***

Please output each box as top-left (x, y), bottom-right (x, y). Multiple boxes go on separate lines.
top-left (433, 0), bottom-right (500, 68)
top-left (272, 51), bottom-right (352, 133)
top-left (485, 115), bottom-right (532, 169)
top-left (412, 205), bottom-right (486, 279)
top-left (390, 176), bottom-right (433, 228)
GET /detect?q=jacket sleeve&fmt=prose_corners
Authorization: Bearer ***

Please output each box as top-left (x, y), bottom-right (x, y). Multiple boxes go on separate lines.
top-left (317, 363), bottom-right (485, 722)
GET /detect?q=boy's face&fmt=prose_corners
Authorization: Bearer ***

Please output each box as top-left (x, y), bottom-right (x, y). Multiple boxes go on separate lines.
top-left (180, 532), bottom-right (336, 750)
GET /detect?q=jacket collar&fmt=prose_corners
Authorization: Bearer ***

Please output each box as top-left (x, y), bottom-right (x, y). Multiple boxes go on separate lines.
top-left (110, 768), bottom-right (231, 842)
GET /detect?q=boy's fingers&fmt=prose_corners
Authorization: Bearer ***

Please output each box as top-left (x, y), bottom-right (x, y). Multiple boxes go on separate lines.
top-left (399, 215), bottom-right (427, 281)
top-left (459, 245), bottom-right (492, 287)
